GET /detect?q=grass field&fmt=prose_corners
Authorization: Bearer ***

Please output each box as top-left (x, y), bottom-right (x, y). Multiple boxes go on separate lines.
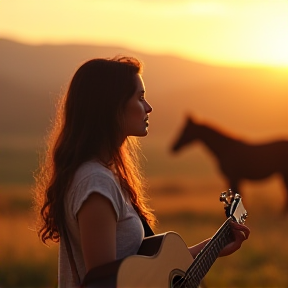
top-left (0, 179), bottom-right (287, 288)
top-left (151, 182), bottom-right (288, 288)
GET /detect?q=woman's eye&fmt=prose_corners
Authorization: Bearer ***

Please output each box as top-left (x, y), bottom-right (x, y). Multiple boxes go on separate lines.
top-left (140, 96), bottom-right (145, 101)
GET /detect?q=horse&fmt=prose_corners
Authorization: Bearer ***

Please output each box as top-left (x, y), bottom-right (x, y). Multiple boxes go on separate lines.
top-left (171, 116), bottom-right (288, 213)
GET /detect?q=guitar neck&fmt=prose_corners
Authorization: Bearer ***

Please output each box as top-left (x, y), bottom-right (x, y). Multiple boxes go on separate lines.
top-left (178, 217), bottom-right (234, 288)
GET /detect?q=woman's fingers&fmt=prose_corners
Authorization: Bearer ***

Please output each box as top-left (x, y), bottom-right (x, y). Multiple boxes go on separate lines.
top-left (230, 221), bottom-right (250, 240)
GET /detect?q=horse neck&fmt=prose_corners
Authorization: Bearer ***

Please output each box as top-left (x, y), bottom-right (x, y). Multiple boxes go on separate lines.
top-left (194, 124), bottom-right (237, 156)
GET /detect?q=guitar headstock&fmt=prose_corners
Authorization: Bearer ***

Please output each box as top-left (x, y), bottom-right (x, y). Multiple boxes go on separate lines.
top-left (220, 188), bottom-right (248, 224)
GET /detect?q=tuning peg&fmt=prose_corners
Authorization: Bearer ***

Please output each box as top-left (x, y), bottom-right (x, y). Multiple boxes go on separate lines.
top-left (220, 191), bottom-right (229, 205)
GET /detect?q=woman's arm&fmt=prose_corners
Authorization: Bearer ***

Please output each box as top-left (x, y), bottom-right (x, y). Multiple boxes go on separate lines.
top-left (188, 239), bottom-right (210, 259)
top-left (78, 193), bottom-right (117, 272)
top-left (188, 222), bottom-right (250, 259)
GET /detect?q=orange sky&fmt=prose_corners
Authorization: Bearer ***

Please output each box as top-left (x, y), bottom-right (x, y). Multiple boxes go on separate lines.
top-left (1, 0), bottom-right (288, 67)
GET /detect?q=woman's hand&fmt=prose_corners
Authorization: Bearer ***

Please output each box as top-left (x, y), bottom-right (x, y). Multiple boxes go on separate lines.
top-left (189, 221), bottom-right (249, 259)
top-left (218, 221), bottom-right (250, 257)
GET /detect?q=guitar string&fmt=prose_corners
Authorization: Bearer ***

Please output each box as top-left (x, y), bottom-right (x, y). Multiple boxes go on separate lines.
top-left (187, 224), bottom-right (233, 286)
top-left (177, 219), bottom-right (233, 288)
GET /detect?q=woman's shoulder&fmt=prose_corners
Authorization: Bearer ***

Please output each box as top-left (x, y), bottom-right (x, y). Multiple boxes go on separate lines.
top-left (67, 160), bottom-right (125, 219)
top-left (73, 160), bottom-right (114, 185)
top-left (68, 160), bottom-right (121, 202)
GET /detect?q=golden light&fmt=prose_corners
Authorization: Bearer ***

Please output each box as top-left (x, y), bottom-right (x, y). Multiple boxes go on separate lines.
top-left (0, 0), bottom-right (288, 67)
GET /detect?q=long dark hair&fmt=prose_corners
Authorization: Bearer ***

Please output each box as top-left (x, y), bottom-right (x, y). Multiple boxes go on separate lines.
top-left (34, 56), bottom-right (156, 244)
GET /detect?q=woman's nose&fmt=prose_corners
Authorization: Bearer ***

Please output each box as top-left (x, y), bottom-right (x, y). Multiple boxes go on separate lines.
top-left (145, 101), bottom-right (153, 113)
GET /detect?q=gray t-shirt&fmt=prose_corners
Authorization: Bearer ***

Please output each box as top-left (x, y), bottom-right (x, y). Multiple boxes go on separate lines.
top-left (58, 160), bottom-right (144, 288)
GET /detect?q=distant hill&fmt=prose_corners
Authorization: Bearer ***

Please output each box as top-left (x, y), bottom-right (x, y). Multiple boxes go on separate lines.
top-left (1, 38), bottom-right (288, 184)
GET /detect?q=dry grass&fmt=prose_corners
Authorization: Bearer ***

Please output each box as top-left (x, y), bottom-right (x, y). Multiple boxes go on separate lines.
top-left (0, 185), bottom-right (58, 287)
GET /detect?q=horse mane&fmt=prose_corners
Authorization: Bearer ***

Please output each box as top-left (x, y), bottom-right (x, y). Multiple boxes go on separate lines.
top-left (187, 114), bottom-right (246, 144)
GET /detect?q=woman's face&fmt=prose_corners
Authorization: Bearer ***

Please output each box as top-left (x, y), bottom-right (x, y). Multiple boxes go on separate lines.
top-left (123, 74), bottom-right (152, 137)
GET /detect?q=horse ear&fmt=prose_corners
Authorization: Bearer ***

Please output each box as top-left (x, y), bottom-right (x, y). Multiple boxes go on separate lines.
top-left (186, 113), bottom-right (194, 123)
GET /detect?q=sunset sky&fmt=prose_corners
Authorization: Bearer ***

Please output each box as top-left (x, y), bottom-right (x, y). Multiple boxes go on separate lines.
top-left (1, 0), bottom-right (288, 67)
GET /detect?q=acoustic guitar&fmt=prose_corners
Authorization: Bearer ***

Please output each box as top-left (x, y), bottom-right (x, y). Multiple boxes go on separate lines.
top-left (82, 189), bottom-right (248, 288)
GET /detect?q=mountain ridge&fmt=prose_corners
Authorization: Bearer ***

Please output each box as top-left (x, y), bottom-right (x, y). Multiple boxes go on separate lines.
top-left (1, 38), bottom-right (287, 143)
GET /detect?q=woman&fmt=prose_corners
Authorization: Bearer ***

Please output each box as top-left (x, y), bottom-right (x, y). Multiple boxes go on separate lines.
top-left (34, 56), bottom-right (249, 287)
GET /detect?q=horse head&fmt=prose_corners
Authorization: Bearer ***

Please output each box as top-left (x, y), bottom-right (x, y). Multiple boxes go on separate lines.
top-left (171, 116), bottom-right (198, 153)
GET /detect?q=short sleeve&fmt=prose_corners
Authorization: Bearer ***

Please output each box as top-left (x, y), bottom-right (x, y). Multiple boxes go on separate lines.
top-left (70, 173), bottom-right (125, 221)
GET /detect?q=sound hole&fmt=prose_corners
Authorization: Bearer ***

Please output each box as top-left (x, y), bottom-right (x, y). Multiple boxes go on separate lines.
top-left (170, 269), bottom-right (185, 288)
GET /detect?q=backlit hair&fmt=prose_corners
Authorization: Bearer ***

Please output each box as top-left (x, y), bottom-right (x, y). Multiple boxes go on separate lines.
top-left (33, 56), bottom-right (156, 244)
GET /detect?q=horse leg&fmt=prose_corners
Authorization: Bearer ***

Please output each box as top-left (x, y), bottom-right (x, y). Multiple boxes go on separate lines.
top-left (282, 173), bottom-right (288, 214)
top-left (228, 180), bottom-right (240, 196)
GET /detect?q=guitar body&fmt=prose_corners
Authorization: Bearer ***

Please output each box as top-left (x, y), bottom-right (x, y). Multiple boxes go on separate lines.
top-left (83, 231), bottom-right (193, 288)
top-left (118, 232), bottom-right (193, 287)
